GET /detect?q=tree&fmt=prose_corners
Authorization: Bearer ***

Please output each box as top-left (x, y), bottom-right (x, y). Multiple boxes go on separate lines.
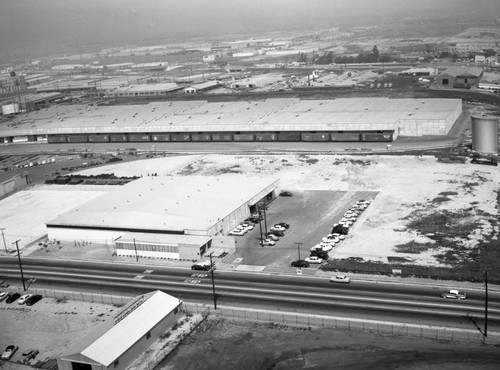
top-left (298, 52), bottom-right (307, 64)
top-left (484, 49), bottom-right (496, 58)
top-left (372, 45), bottom-right (380, 62)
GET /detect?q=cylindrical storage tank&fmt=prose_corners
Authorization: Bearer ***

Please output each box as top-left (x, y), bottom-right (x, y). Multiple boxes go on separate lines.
top-left (471, 114), bottom-right (499, 154)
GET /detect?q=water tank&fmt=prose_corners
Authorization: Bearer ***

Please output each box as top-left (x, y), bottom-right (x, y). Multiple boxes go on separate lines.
top-left (471, 114), bottom-right (499, 154)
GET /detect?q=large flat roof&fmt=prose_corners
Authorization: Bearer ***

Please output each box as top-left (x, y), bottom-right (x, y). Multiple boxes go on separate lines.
top-left (0, 98), bottom-right (462, 136)
top-left (47, 176), bottom-right (279, 233)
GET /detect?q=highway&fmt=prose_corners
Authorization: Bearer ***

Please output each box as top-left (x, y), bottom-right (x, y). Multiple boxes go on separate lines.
top-left (1, 257), bottom-right (499, 331)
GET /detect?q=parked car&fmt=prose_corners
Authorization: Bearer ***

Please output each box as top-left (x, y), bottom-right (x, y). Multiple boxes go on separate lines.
top-left (291, 260), bottom-right (310, 268)
top-left (0, 292), bottom-right (8, 302)
top-left (276, 222), bottom-right (290, 229)
top-left (330, 275), bottom-right (351, 284)
top-left (19, 348), bottom-right (39, 364)
top-left (229, 228), bottom-right (246, 236)
top-left (270, 229), bottom-right (285, 237)
top-left (441, 289), bottom-right (466, 300)
top-left (271, 224), bottom-right (286, 231)
top-left (241, 223), bottom-right (254, 230)
top-left (310, 250), bottom-right (329, 260)
top-left (260, 238), bottom-right (276, 246)
top-left (191, 261), bottom-right (213, 271)
top-left (279, 191), bottom-right (293, 197)
top-left (471, 157), bottom-right (498, 166)
top-left (5, 292), bottom-right (20, 304)
top-left (1, 345), bottom-right (18, 360)
top-left (266, 234), bottom-right (279, 241)
top-left (305, 256), bottom-right (324, 264)
top-left (18, 294), bottom-right (33, 305)
top-left (25, 294), bottom-right (43, 306)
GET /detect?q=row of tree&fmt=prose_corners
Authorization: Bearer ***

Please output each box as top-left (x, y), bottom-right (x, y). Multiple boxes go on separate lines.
top-left (299, 45), bottom-right (391, 65)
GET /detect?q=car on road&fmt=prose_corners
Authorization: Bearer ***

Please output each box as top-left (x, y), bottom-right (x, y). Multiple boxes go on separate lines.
top-left (18, 294), bottom-right (33, 305)
top-left (240, 223), bottom-right (254, 230)
top-left (276, 222), bottom-right (290, 229)
top-left (330, 275), bottom-right (351, 283)
top-left (0, 292), bottom-right (8, 302)
top-left (0, 280), bottom-right (9, 288)
top-left (305, 256), bottom-right (324, 264)
top-left (229, 228), bottom-right (247, 236)
top-left (5, 292), bottom-right (20, 304)
top-left (26, 294), bottom-right (43, 306)
top-left (191, 261), bottom-right (213, 271)
top-left (260, 238), bottom-right (276, 246)
top-left (441, 289), bottom-right (466, 300)
top-left (1, 345), bottom-right (18, 360)
top-left (291, 260), bottom-right (310, 268)
top-left (279, 191), bottom-right (293, 197)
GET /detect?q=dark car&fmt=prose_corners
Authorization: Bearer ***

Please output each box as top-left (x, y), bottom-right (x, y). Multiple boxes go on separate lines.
top-left (310, 250), bottom-right (329, 260)
top-left (269, 229), bottom-right (285, 237)
top-left (25, 294), bottom-right (43, 306)
top-left (19, 349), bottom-right (39, 364)
top-left (332, 224), bottom-right (349, 235)
top-left (279, 191), bottom-right (293, 197)
top-left (276, 222), bottom-right (290, 229)
top-left (191, 262), bottom-right (212, 271)
top-left (291, 260), bottom-right (310, 268)
top-left (5, 292), bottom-right (20, 304)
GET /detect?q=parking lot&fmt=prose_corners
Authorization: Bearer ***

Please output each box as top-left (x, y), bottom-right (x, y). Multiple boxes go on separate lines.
top-left (227, 190), bottom-right (378, 270)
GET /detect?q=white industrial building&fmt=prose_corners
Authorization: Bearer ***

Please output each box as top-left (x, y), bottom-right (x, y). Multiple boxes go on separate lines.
top-left (46, 176), bottom-right (279, 260)
top-left (57, 291), bottom-right (184, 370)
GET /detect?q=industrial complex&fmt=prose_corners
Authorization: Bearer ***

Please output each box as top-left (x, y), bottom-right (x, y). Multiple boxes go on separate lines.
top-left (46, 175), bottom-right (279, 260)
top-left (1, 97), bottom-right (463, 145)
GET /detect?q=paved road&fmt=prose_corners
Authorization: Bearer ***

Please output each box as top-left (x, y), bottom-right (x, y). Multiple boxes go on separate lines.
top-left (1, 257), bottom-right (499, 331)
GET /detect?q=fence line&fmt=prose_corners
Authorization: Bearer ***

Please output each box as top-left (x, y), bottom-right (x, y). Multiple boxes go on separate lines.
top-left (8, 286), bottom-right (499, 345)
top-left (184, 302), bottom-right (500, 345)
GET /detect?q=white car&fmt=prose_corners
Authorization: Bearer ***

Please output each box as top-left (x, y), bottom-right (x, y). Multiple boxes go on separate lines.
top-left (229, 229), bottom-right (246, 236)
top-left (18, 294), bottom-right (33, 305)
top-left (241, 223), bottom-right (254, 230)
top-left (305, 256), bottom-right (323, 264)
top-left (260, 238), bottom-right (276, 246)
top-left (330, 275), bottom-right (351, 283)
top-left (0, 292), bottom-right (8, 302)
top-left (271, 224), bottom-right (286, 231)
top-left (441, 289), bottom-right (466, 300)
top-left (321, 244), bottom-right (333, 252)
top-left (266, 234), bottom-right (279, 241)
top-left (311, 244), bottom-right (322, 251)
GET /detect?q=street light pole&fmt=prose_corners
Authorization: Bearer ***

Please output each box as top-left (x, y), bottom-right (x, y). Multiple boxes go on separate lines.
top-left (13, 239), bottom-right (26, 291)
top-left (485, 270), bottom-right (488, 339)
top-left (0, 228), bottom-right (7, 253)
top-left (133, 237), bottom-right (139, 262)
top-left (295, 242), bottom-right (303, 260)
top-left (209, 252), bottom-right (217, 310)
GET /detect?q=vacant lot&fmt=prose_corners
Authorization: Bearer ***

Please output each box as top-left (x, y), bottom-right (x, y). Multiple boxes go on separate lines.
top-left (158, 317), bottom-right (500, 370)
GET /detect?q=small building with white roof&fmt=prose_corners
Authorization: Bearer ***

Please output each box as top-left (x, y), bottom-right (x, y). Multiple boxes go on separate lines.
top-left (57, 290), bottom-right (183, 370)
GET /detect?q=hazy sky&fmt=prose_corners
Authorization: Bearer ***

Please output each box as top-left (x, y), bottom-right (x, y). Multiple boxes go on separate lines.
top-left (1, 0), bottom-right (499, 62)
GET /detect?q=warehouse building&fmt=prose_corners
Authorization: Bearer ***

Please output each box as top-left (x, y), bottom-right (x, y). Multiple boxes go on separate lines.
top-left (46, 176), bottom-right (279, 259)
top-left (0, 97), bottom-right (463, 144)
top-left (57, 291), bottom-right (184, 370)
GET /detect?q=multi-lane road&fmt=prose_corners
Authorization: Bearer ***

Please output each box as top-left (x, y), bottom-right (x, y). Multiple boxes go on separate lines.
top-left (1, 257), bottom-right (499, 331)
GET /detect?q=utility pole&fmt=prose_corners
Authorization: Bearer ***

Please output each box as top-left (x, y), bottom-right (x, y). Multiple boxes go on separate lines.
top-left (295, 242), bottom-right (303, 260)
top-left (0, 228), bottom-right (7, 253)
top-left (258, 214), bottom-right (264, 247)
top-left (13, 239), bottom-right (26, 291)
top-left (485, 270), bottom-right (488, 339)
top-left (133, 237), bottom-right (139, 262)
top-left (209, 252), bottom-right (217, 309)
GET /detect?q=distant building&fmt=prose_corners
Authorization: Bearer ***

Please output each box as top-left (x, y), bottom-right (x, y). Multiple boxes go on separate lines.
top-left (435, 66), bottom-right (483, 88)
top-left (57, 291), bottom-right (184, 370)
top-left (109, 83), bottom-right (182, 97)
top-left (184, 80), bottom-right (220, 94)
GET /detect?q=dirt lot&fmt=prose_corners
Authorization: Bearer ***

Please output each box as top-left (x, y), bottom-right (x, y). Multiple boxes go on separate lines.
top-left (159, 317), bottom-right (500, 370)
